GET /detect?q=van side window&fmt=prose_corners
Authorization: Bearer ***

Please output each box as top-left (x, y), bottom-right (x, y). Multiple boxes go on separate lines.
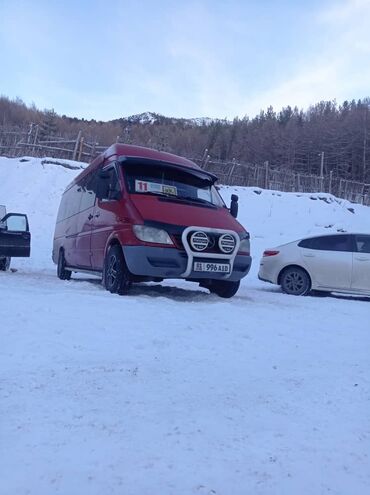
top-left (79, 173), bottom-right (97, 211)
top-left (56, 193), bottom-right (68, 222)
top-left (63, 184), bottom-right (82, 219)
top-left (107, 168), bottom-right (121, 200)
top-left (97, 167), bottom-right (121, 201)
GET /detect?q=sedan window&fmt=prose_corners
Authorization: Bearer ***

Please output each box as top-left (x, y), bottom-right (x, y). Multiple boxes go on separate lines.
top-left (298, 235), bottom-right (353, 252)
top-left (355, 235), bottom-right (370, 253)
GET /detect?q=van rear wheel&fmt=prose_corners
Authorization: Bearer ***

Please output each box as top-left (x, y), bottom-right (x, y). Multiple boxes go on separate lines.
top-left (104, 245), bottom-right (131, 295)
top-left (57, 250), bottom-right (71, 280)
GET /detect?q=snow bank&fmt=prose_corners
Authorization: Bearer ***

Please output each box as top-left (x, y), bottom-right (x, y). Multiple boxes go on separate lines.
top-left (0, 157), bottom-right (84, 269)
top-left (1, 156), bottom-right (369, 274)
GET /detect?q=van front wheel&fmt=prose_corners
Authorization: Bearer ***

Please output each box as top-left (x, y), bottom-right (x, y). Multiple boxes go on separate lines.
top-left (208, 280), bottom-right (240, 298)
top-left (104, 245), bottom-right (131, 295)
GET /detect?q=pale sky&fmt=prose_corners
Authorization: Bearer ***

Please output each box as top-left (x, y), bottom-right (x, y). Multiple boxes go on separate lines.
top-left (1, 0), bottom-right (370, 120)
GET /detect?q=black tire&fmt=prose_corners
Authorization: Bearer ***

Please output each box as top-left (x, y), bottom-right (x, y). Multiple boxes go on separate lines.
top-left (57, 249), bottom-right (71, 280)
top-left (0, 257), bottom-right (11, 271)
top-left (280, 266), bottom-right (310, 296)
top-left (103, 244), bottom-right (131, 295)
top-left (310, 289), bottom-right (330, 297)
top-left (208, 280), bottom-right (240, 298)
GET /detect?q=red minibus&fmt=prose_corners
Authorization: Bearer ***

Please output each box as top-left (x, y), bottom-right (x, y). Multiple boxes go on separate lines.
top-left (53, 144), bottom-right (251, 297)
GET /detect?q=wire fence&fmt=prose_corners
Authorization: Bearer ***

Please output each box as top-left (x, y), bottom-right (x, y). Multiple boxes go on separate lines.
top-left (1, 124), bottom-right (369, 206)
top-left (198, 158), bottom-right (370, 206)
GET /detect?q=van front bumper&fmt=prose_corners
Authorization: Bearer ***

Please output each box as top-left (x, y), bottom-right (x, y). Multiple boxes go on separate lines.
top-left (122, 246), bottom-right (251, 282)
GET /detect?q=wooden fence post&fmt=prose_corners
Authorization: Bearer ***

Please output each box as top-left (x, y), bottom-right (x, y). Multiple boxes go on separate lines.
top-left (329, 170), bottom-right (333, 194)
top-left (27, 123), bottom-right (33, 144)
top-left (72, 131), bottom-right (82, 161)
top-left (78, 136), bottom-right (84, 161)
top-left (203, 154), bottom-right (210, 169)
top-left (90, 141), bottom-right (96, 160)
top-left (264, 161), bottom-right (269, 189)
top-left (227, 158), bottom-right (237, 184)
top-left (202, 148), bottom-right (209, 165)
top-left (32, 125), bottom-right (39, 154)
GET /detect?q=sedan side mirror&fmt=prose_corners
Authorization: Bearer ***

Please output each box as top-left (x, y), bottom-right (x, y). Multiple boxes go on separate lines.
top-left (230, 194), bottom-right (239, 218)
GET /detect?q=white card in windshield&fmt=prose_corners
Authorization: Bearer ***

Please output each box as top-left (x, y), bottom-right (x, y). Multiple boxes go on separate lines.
top-left (135, 180), bottom-right (177, 196)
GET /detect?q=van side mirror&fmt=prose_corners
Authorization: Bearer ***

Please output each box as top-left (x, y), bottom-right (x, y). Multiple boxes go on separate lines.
top-left (230, 194), bottom-right (238, 218)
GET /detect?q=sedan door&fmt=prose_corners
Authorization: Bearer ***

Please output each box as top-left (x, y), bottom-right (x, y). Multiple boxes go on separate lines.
top-left (0, 213), bottom-right (31, 257)
top-left (299, 234), bottom-right (353, 290)
top-left (351, 234), bottom-right (370, 293)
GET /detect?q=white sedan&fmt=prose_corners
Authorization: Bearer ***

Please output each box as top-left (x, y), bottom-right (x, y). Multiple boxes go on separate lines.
top-left (258, 233), bottom-right (370, 296)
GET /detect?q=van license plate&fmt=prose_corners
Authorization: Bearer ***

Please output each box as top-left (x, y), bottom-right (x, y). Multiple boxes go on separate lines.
top-left (194, 262), bottom-right (230, 273)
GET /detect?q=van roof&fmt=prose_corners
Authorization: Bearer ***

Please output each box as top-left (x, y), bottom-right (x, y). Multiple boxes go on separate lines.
top-left (67, 144), bottom-right (209, 190)
top-left (103, 143), bottom-right (201, 170)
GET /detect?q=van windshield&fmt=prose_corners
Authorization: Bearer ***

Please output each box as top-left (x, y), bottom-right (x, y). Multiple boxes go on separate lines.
top-left (124, 163), bottom-right (224, 207)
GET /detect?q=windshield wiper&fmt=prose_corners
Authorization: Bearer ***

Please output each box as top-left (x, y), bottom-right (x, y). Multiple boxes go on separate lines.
top-left (135, 191), bottom-right (216, 207)
top-left (178, 196), bottom-right (213, 205)
top-left (135, 191), bottom-right (175, 198)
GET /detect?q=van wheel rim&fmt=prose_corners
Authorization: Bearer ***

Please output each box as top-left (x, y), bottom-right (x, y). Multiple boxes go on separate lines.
top-left (285, 272), bottom-right (305, 292)
top-left (107, 255), bottom-right (118, 287)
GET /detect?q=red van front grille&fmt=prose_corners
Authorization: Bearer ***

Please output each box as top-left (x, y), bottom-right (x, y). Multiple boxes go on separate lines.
top-left (172, 232), bottom-right (235, 255)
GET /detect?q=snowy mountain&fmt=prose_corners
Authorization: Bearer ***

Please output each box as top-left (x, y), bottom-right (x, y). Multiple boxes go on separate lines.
top-left (1, 155), bottom-right (370, 495)
top-left (125, 111), bottom-right (160, 125)
top-left (121, 111), bottom-right (219, 127)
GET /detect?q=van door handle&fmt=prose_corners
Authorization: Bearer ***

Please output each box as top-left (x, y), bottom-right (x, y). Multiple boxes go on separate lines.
top-left (88, 214), bottom-right (93, 220)
top-left (355, 257), bottom-right (369, 261)
top-left (303, 253), bottom-right (315, 257)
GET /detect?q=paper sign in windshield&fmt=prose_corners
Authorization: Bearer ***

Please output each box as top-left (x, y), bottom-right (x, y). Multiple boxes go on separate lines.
top-left (135, 180), bottom-right (177, 196)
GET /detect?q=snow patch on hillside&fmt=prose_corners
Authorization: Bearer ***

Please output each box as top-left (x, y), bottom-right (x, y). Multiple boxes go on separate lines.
top-left (124, 112), bottom-right (222, 127)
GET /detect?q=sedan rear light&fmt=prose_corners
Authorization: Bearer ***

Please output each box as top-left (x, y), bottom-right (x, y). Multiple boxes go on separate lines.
top-left (263, 250), bottom-right (280, 257)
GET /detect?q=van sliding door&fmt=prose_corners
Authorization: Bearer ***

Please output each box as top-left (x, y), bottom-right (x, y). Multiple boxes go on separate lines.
top-left (74, 174), bottom-right (97, 269)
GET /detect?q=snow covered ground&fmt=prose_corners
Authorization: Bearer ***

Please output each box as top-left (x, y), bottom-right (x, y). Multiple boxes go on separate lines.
top-left (1, 156), bottom-right (370, 495)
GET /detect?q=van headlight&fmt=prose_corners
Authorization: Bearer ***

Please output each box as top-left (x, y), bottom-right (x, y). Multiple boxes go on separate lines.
top-left (238, 232), bottom-right (250, 255)
top-left (133, 225), bottom-right (173, 245)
